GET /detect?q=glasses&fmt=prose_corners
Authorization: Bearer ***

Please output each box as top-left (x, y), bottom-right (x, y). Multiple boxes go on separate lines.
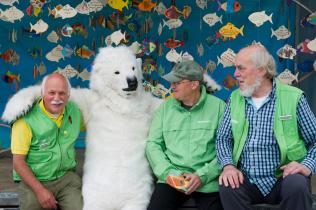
top-left (171, 80), bottom-right (191, 87)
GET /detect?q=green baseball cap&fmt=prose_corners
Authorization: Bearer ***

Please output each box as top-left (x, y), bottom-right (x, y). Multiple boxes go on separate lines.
top-left (163, 61), bottom-right (203, 83)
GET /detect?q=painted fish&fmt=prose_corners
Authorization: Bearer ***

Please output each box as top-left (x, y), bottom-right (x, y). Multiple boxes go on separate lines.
top-left (307, 37), bottom-right (316, 52)
top-left (0, 49), bottom-right (20, 65)
top-left (110, 29), bottom-right (126, 45)
top-left (203, 13), bottom-right (222, 27)
top-left (196, 0), bottom-right (207, 10)
top-left (77, 68), bottom-right (91, 81)
top-left (164, 5), bottom-right (191, 19)
top-left (217, 48), bottom-right (236, 67)
top-left (48, 4), bottom-right (77, 19)
top-left (2, 71), bottom-right (20, 83)
top-left (271, 25), bottom-right (291, 40)
top-left (61, 24), bottom-right (73, 37)
top-left (166, 49), bottom-right (182, 63)
top-left (297, 39), bottom-right (314, 54)
top-left (137, 0), bottom-right (156, 12)
top-left (248, 11), bottom-right (273, 27)
top-left (9, 28), bottom-right (17, 43)
top-left (45, 45), bottom-right (64, 62)
top-left (277, 44), bottom-right (296, 60)
top-left (162, 18), bottom-right (182, 29)
top-left (217, 0), bottom-right (241, 13)
top-left (197, 43), bottom-right (204, 56)
top-left (277, 69), bottom-right (298, 85)
top-left (219, 22), bottom-right (244, 40)
top-left (75, 45), bottom-right (94, 59)
top-left (164, 38), bottom-right (184, 49)
top-left (0, 0), bottom-right (19, 6)
top-left (223, 74), bottom-right (238, 89)
top-left (205, 60), bottom-right (217, 73)
top-left (75, 0), bottom-right (90, 15)
top-left (30, 19), bottom-right (48, 34)
top-left (0, 6), bottom-right (24, 23)
top-left (108, 0), bottom-right (128, 11)
top-left (154, 2), bottom-right (166, 15)
top-left (182, 51), bottom-right (194, 61)
top-left (55, 64), bottom-right (79, 78)
top-left (87, 0), bottom-right (104, 13)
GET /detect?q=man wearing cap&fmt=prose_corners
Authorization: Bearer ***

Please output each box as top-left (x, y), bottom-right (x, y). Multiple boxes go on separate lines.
top-left (146, 60), bottom-right (225, 210)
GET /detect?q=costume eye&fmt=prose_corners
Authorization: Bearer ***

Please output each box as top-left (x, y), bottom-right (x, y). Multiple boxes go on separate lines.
top-left (132, 67), bottom-right (135, 71)
top-left (114, 71), bottom-right (120, 75)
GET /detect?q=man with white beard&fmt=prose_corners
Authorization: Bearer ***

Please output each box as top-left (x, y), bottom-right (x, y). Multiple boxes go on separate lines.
top-left (216, 44), bottom-right (316, 210)
top-left (9, 73), bottom-right (83, 210)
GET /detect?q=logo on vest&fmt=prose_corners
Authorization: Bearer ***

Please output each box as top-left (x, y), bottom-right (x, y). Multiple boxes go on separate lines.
top-left (39, 139), bottom-right (50, 150)
top-left (279, 115), bottom-right (292, 121)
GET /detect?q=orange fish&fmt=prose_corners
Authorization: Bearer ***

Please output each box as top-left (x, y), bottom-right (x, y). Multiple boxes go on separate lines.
top-left (137, 0), bottom-right (156, 12)
top-left (217, 0), bottom-right (241, 13)
top-left (3, 71), bottom-right (20, 83)
top-left (223, 74), bottom-right (238, 89)
top-left (164, 38), bottom-right (184, 49)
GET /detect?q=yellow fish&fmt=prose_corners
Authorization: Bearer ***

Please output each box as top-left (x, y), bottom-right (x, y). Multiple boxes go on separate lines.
top-left (108, 0), bottom-right (129, 11)
top-left (219, 22), bottom-right (244, 40)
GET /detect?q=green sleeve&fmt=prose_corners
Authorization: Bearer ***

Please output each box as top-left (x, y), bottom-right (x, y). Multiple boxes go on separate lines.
top-left (145, 105), bottom-right (182, 181)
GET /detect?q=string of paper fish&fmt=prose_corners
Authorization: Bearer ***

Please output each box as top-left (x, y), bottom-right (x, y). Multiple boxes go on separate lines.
top-left (196, 0), bottom-right (207, 10)
top-left (271, 25), bottom-right (291, 40)
top-left (133, 0), bottom-right (157, 12)
top-left (0, 48), bottom-right (20, 65)
top-left (276, 69), bottom-right (298, 85)
top-left (277, 44), bottom-right (296, 60)
top-left (248, 11), bottom-right (273, 27)
top-left (164, 5), bottom-right (191, 19)
top-left (45, 44), bottom-right (73, 62)
top-left (76, 0), bottom-right (105, 14)
top-left (162, 18), bottom-right (183, 29)
top-left (0, 6), bottom-right (24, 23)
top-left (77, 68), bottom-right (91, 81)
top-left (74, 45), bottom-right (95, 59)
top-left (217, 48), bottom-right (236, 68)
top-left (217, 0), bottom-right (241, 13)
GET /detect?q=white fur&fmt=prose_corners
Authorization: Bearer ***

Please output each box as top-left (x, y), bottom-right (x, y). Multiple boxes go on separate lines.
top-left (2, 46), bottom-right (160, 210)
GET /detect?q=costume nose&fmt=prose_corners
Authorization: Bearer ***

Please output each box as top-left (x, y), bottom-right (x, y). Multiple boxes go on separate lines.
top-left (122, 76), bottom-right (138, 91)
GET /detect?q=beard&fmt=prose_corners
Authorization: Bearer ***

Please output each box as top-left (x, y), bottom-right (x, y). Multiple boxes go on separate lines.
top-left (240, 78), bottom-right (263, 97)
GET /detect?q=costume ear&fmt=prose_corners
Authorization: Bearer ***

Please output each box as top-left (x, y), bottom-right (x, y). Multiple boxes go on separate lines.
top-left (136, 58), bottom-right (142, 72)
top-left (136, 58), bottom-right (143, 81)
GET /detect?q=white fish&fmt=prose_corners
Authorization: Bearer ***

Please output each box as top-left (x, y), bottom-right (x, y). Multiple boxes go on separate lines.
top-left (0, 0), bottom-right (19, 6)
top-left (0, 6), bottom-right (24, 23)
top-left (203, 13), bottom-right (222, 27)
top-left (110, 29), bottom-right (126, 46)
top-left (277, 44), bottom-right (296, 59)
top-left (45, 45), bottom-right (64, 62)
top-left (166, 49), bottom-right (182, 63)
top-left (87, 0), bottom-right (104, 13)
top-left (182, 51), bottom-right (194, 61)
top-left (129, 41), bottom-right (142, 54)
top-left (30, 19), bottom-right (48, 34)
top-left (154, 2), bottom-right (166, 15)
top-left (55, 4), bottom-right (77, 19)
top-left (217, 48), bottom-right (236, 68)
top-left (271, 25), bottom-right (291, 40)
top-left (77, 68), bottom-right (91, 81)
top-left (76, 0), bottom-right (90, 15)
top-left (158, 22), bottom-right (163, 36)
top-left (196, 0), bottom-right (207, 10)
top-left (248, 11), bottom-right (273, 27)
top-left (277, 69), bottom-right (298, 85)
top-left (162, 19), bottom-right (182, 29)
top-left (47, 30), bottom-right (60, 43)
top-left (197, 43), bottom-right (204, 56)
top-left (55, 64), bottom-right (79, 78)
top-left (105, 35), bottom-right (112, 46)
top-left (307, 37), bottom-right (316, 52)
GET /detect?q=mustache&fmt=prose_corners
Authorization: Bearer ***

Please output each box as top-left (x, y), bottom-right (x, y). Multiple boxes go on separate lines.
top-left (51, 100), bottom-right (64, 105)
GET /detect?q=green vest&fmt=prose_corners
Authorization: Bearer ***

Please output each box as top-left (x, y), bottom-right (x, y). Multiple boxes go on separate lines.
top-left (230, 81), bottom-right (307, 176)
top-left (13, 101), bottom-right (81, 181)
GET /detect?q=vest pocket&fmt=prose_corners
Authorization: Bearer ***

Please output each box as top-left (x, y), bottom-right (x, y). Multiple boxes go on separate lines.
top-left (286, 141), bottom-right (307, 161)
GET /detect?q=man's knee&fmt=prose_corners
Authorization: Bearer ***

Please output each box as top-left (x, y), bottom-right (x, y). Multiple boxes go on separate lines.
top-left (282, 174), bottom-right (310, 196)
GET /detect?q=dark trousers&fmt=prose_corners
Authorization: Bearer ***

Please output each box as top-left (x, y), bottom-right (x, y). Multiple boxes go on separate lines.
top-left (147, 183), bottom-right (223, 210)
top-left (219, 173), bottom-right (312, 210)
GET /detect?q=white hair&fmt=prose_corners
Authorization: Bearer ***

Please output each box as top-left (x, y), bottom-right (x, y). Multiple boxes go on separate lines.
top-left (41, 73), bottom-right (71, 96)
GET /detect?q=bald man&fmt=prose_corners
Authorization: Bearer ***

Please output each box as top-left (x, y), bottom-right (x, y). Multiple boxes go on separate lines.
top-left (11, 73), bottom-right (83, 210)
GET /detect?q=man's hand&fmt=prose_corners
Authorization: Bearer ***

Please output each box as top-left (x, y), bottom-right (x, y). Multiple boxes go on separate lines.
top-left (35, 187), bottom-right (58, 209)
top-left (280, 161), bottom-right (311, 178)
top-left (183, 173), bottom-right (201, 195)
top-left (219, 165), bottom-right (244, 189)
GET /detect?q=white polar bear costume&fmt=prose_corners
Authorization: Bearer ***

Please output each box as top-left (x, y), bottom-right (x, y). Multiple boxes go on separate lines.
top-left (2, 46), bottom-right (159, 210)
